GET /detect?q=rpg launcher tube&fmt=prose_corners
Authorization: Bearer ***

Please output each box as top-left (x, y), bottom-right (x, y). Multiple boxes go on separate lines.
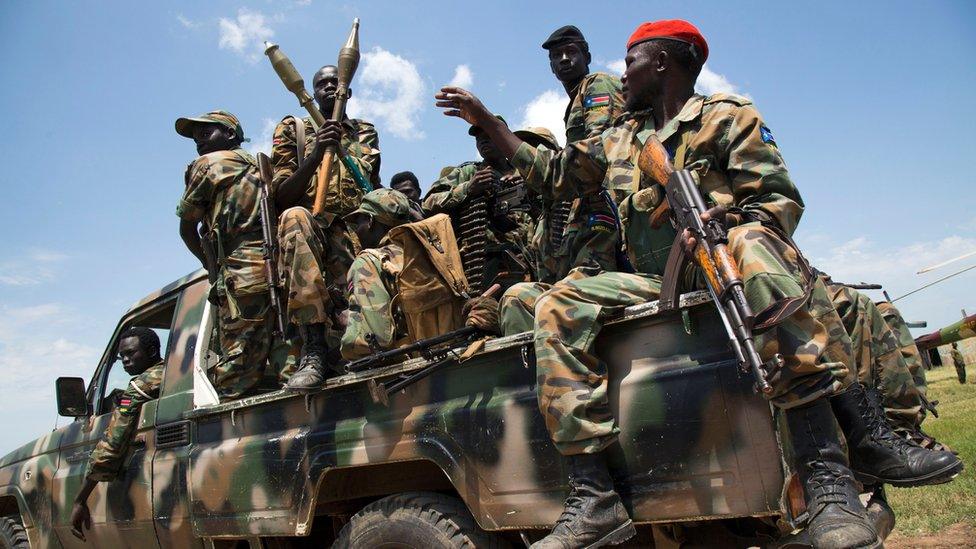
top-left (264, 41), bottom-right (326, 128)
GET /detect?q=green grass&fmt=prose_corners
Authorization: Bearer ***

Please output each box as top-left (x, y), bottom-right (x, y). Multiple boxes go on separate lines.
top-left (887, 365), bottom-right (976, 535)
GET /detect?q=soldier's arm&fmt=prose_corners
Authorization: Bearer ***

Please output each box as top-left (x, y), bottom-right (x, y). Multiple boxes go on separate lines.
top-left (721, 104), bottom-right (804, 236)
top-left (176, 157), bottom-right (214, 267)
top-left (352, 121), bottom-right (382, 186)
top-left (421, 165), bottom-right (473, 214)
top-left (84, 365), bottom-right (163, 483)
top-left (509, 134), bottom-right (609, 200)
top-left (273, 117), bottom-right (323, 210)
top-left (340, 254), bottom-right (397, 360)
top-left (581, 74), bottom-right (624, 138)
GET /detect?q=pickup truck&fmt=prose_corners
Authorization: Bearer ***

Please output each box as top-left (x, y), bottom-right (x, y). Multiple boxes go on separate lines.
top-left (0, 268), bottom-right (882, 548)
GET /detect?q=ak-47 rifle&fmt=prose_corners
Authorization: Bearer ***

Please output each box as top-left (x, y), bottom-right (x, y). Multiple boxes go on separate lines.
top-left (638, 136), bottom-right (775, 394)
top-left (256, 153), bottom-right (289, 337)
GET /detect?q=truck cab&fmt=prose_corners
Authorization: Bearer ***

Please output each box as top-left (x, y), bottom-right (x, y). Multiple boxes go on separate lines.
top-left (0, 269), bottom-right (829, 548)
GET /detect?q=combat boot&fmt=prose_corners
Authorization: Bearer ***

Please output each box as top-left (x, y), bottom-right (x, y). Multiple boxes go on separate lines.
top-left (786, 399), bottom-right (879, 549)
top-left (284, 323), bottom-right (330, 392)
top-left (531, 452), bottom-right (635, 549)
top-left (831, 383), bottom-right (963, 487)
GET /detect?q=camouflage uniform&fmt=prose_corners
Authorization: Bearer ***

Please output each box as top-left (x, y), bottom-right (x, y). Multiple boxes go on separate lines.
top-left (877, 301), bottom-right (929, 405)
top-left (339, 189), bottom-right (415, 360)
top-left (951, 346), bottom-right (967, 383)
top-left (85, 361), bottom-right (164, 481)
top-left (271, 116), bottom-right (379, 338)
top-left (177, 148), bottom-right (289, 399)
top-left (826, 281), bottom-right (924, 431)
top-left (423, 162), bottom-right (532, 291)
top-left (507, 94), bottom-right (852, 455)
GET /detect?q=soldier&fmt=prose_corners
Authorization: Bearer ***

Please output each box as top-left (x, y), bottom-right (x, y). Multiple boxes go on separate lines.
top-left (271, 65), bottom-right (381, 391)
top-left (69, 328), bottom-right (165, 541)
top-left (422, 116), bottom-right (532, 293)
top-left (437, 19), bottom-right (959, 548)
top-left (175, 110), bottom-right (287, 399)
top-left (951, 342), bottom-right (967, 383)
top-left (340, 189), bottom-right (497, 359)
top-left (389, 171), bottom-right (425, 220)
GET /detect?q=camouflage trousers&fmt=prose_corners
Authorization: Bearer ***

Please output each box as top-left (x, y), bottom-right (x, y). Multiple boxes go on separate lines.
top-left (214, 291), bottom-right (297, 400)
top-left (877, 301), bottom-right (929, 404)
top-left (506, 222), bottom-right (852, 456)
top-left (827, 284), bottom-right (925, 430)
top-left (277, 207), bottom-right (354, 336)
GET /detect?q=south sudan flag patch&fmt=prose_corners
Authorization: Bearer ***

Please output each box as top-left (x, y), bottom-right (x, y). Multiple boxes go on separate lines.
top-left (583, 94), bottom-right (611, 109)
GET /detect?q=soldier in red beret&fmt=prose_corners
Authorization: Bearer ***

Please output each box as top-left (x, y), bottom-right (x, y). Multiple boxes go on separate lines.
top-left (437, 19), bottom-right (958, 549)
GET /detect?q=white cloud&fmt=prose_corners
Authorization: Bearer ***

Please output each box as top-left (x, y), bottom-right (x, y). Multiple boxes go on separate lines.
top-left (606, 59), bottom-right (626, 75)
top-left (695, 65), bottom-right (750, 98)
top-left (0, 249), bottom-right (67, 286)
top-left (448, 64), bottom-right (473, 89)
top-left (347, 47), bottom-right (426, 140)
top-left (518, 90), bottom-right (568, 146)
top-left (245, 118), bottom-right (278, 156)
top-left (218, 8), bottom-right (275, 62)
top-left (176, 14), bottom-right (199, 29)
top-left (296, 0), bottom-right (312, 5)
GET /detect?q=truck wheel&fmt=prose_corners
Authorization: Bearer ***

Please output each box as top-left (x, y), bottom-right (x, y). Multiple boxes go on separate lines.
top-left (333, 491), bottom-right (509, 549)
top-left (0, 516), bottom-right (29, 549)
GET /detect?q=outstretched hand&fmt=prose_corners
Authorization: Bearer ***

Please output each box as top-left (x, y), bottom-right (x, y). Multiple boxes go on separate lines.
top-left (434, 87), bottom-right (492, 128)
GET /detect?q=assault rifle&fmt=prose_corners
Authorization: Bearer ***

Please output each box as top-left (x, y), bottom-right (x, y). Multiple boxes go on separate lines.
top-left (638, 136), bottom-right (775, 394)
top-left (256, 153), bottom-right (289, 337)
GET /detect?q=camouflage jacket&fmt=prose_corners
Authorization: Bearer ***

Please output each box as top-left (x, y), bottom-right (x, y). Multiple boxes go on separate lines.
top-left (176, 148), bottom-right (267, 297)
top-left (340, 242), bottom-right (406, 360)
top-left (529, 72), bottom-right (625, 282)
top-left (271, 115), bottom-right (381, 217)
top-left (85, 361), bottom-right (165, 482)
top-left (512, 93), bottom-right (803, 269)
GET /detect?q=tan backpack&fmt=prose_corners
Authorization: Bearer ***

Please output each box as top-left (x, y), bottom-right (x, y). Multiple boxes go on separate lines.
top-left (387, 214), bottom-right (470, 342)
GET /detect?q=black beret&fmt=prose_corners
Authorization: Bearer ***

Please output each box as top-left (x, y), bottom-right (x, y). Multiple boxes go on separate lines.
top-left (542, 25), bottom-right (586, 50)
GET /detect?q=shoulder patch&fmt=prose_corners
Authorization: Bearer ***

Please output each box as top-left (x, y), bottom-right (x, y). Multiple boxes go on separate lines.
top-left (583, 94), bottom-right (612, 109)
top-left (759, 124), bottom-right (777, 146)
top-left (703, 93), bottom-right (753, 107)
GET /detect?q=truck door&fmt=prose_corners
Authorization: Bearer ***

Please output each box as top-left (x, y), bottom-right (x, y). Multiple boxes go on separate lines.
top-left (51, 297), bottom-right (177, 548)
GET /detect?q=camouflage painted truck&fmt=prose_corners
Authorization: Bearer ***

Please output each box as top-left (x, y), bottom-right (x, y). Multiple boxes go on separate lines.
top-left (0, 268), bottom-right (888, 548)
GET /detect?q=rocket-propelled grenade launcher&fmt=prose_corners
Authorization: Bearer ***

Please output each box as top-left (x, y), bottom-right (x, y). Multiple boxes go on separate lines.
top-left (264, 41), bottom-right (327, 128)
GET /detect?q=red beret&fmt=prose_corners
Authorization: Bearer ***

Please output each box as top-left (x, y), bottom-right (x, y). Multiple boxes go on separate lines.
top-left (627, 20), bottom-right (708, 63)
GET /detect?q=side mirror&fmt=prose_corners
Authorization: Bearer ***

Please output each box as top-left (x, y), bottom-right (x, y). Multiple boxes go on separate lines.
top-left (56, 377), bottom-right (89, 417)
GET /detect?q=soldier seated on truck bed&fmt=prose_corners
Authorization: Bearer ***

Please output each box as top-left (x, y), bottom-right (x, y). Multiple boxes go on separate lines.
top-left (338, 189), bottom-right (499, 367)
top-left (70, 327), bottom-right (165, 541)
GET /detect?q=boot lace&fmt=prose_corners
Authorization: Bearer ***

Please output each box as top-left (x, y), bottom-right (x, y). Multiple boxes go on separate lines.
top-left (858, 386), bottom-right (911, 454)
top-left (555, 483), bottom-right (585, 526)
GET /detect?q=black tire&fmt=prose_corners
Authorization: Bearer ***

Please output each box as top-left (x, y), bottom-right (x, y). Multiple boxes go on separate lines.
top-left (333, 491), bottom-right (509, 549)
top-left (0, 516), bottom-right (28, 549)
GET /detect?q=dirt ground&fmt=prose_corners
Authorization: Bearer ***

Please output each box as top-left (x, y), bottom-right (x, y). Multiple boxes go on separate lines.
top-left (886, 521), bottom-right (976, 548)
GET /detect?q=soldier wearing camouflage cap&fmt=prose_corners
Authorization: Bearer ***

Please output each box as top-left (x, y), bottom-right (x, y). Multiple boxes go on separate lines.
top-left (175, 110), bottom-right (293, 400)
top-left (439, 19), bottom-right (959, 548)
top-left (339, 189), bottom-right (418, 360)
top-left (272, 64), bottom-right (382, 392)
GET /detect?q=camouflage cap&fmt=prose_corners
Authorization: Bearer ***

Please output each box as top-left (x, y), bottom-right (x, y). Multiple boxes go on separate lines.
top-left (468, 114), bottom-right (507, 136)
top-left (345, 189), bottom-right (414, 228)
top-left (514, 127), bottom-right (561, 151)
top-left (175, 110), bottom-right (246, 141)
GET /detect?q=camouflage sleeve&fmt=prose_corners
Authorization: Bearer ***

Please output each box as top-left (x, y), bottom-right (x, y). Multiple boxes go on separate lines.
top-left (351, 121), bottom-right (381, 186)
top-left (85, 363), bottom-right (164, 482)
top-left (421, 165), bottom-right (475, 214)
top-left (581, 74), bottom-right (624, 138)
top-left (720, 104), bottom-right (804, 235)
top-left (176, 156), bottom-right (216, 222)
top-left (510, 136), bottom-right (608, 201)
top-left (271, 116), bottom-right (299, 190)
top-left (340, 253), bottom-right (396, 360)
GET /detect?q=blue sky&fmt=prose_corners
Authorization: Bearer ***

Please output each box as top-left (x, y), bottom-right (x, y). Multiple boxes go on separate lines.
top-left (0, 1), bottom-right (974, 455)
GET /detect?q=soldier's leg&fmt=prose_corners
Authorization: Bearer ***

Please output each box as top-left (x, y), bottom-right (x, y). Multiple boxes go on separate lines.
top-left (499, 282), bottom-right (551, 336)
top-left (213, 292), bottom-right (273, 400)
top-left (877, 302), bottom-right (929, 404)
top-left (533, 270), bottom-right (662, 456)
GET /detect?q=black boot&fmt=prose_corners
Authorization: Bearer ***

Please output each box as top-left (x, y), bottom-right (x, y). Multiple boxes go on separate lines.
top-left (785, 399), bottom-right (879, 549)
top-left (864, 485), bottom-right (895, 541)
top-left (531, 452), bottom-right (635, 549)
top-left (896, 426), bottom-right (957, 455)
top-left (831, 383), bottom-right (963, 487)
top-left (284, 323), bottom-right (330, 392)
